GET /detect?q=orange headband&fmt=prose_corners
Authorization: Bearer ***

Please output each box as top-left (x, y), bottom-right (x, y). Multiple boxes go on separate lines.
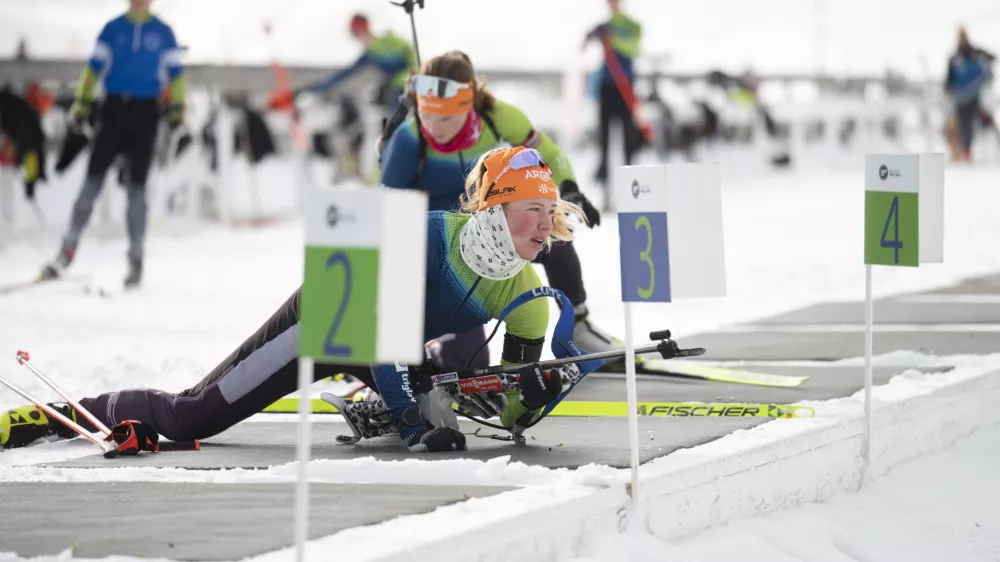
top-left (413, 75), bottom-right (475, 116)
top-left (478, 147), bottom-right (559, 208)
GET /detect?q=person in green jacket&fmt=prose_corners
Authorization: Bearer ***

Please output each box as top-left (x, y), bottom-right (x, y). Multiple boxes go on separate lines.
top-left (308, 13), bottom-right (417, 117)
top-left (585, 0), bottom-right (644, 187)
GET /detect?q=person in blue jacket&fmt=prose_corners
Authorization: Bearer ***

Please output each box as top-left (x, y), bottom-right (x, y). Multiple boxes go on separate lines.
top-left (40, 0), bottom-right (184, 289)
top-left (945, 27), bottom-right (995, 162)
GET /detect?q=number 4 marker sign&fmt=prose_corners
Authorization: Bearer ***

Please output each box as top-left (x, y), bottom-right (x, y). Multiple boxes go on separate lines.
top-left (860, 153), bottom-right (944, 477)
top-left (864, 154), bottom-right (944, 267)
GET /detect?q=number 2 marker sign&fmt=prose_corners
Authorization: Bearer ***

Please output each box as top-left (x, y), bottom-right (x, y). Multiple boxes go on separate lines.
top-left (299, 187), bottom-right (428, 365)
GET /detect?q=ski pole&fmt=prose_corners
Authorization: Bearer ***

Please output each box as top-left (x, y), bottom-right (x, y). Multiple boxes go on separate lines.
top-left (378, 0), bottom-right (425, 146)
top-left (0, 372), bottom-right (116, 455)
top-left (16, 351), bottom-right (112, 438)
top-left (601, 36), bottom-right (653, 143)
top-left (391, 0), bottom-right (425, 67)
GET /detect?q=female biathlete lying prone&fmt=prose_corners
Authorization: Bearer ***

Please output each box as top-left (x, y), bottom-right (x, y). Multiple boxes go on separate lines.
top-left (1, 146), bottom-right (590, 453)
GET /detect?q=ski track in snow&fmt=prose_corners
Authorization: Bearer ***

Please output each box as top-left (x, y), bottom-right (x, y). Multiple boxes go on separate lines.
top-left (3, 356), bottom-right (997, 485)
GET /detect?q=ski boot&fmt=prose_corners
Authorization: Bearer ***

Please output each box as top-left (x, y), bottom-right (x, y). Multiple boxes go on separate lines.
top-left (38, 245), bottom-right (75, 282)
top-left (572, 304), bottom-right (625, 354)
top-left (0, 403), bottom-right (86, 449)
top-left (124, 257), bottom-right (142, 290)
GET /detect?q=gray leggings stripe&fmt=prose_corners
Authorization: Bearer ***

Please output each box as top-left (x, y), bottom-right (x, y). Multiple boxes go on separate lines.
top-left (217, 323), bottom-right (300, 404)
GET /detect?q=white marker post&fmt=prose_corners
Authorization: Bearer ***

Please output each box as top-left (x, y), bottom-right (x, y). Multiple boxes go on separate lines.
top-left (862, 154), bottom-right (944, 475)
top-left (616, 163), bottom-right (727, 508)
top-left (295, 186), bottom-right (427, 561)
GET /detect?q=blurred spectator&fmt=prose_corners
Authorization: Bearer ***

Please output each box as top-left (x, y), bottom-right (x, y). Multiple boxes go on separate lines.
top-left (300, 13), bottom-right (417, 119)
top-left (39, 0), bottom-right (185, 289)
top-left (584, 0), bottom-right (643, 188)
top-left (15, 37), bottom-right (28, 62)
top-left (25, 83), bottom-right (54, 115)
top-left (944, 27), bottom-right (995, 161)
top-left (0, 86), bottom-right (47, 199)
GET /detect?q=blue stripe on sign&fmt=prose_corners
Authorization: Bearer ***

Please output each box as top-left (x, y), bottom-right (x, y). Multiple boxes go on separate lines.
top-left (618, 212), bottom-right (671, 302)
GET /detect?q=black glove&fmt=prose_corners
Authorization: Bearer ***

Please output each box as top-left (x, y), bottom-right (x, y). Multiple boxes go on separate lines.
top-left (167, 104), bottom-right (184, 131)
top-left (397, 405), bottom-right (467, 452)
top-left (406, 424), bottom-right (467, 453)
top-left (559, 180), bottom-right (601, 228)
top-left (518, 363), bottom-right (563, 411)
top-left (68, 99), bottom-right (91, 130)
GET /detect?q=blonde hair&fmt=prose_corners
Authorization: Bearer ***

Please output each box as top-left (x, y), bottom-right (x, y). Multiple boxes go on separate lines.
top-left (459, 148), bottom-right (587, 245)
top-left (420, 51), bottom-right (496, 114)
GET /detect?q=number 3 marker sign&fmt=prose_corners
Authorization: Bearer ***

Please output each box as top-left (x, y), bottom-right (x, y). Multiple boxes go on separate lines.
top-left (614, 162), bottom-right (727, 506)
top-left (616, 163), bottom-right (727, 303)
top-left (299, 187), bottom-right (428, 365)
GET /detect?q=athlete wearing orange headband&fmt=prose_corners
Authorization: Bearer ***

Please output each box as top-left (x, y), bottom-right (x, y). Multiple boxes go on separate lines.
top-left (1, 146), bottom-right (589, 454)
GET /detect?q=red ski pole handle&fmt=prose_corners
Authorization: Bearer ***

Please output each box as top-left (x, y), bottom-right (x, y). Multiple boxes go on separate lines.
top-left (601, 39), bottom-right (653, 143)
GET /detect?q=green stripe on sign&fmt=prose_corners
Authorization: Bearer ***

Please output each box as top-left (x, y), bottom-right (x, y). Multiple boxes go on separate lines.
top-left (864, 191), bottom-right (918, 267)
top-left (299, 246), bottom-right (380, 363)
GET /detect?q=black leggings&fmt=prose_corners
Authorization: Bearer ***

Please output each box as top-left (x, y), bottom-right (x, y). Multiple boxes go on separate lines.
top-left (433, 240), bottom-right (586, 370)
top-left (956, 101), bottom-right (980, 151)
top-left (77, 289), bottom-right (377, 441)
top-left (62, 96), bottom-right (160, 260)
top-left (597, 81), bottom-right (643, 175)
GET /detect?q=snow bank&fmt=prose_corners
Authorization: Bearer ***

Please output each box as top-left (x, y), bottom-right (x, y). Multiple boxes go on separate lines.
top-left (308, 361), bottom-right (1000, 562)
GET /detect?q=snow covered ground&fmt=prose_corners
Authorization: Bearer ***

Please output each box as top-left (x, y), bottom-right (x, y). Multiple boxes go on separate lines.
top-left (1, 151), bottom-right (1000, 560)
top-left (571, 419), bottom-right (1000, 562)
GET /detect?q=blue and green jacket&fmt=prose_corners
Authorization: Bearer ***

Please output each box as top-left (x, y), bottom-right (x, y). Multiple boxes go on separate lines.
top-left (77, 11), bottom-right (184, 104)
top-left (379, 99), bottom-right (576, 212)
top-left (373, 210), bottom-right (548, 426)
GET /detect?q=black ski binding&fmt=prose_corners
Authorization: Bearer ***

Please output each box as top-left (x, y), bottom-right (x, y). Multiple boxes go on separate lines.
top-left (321, 392), bottom-right (397, 444)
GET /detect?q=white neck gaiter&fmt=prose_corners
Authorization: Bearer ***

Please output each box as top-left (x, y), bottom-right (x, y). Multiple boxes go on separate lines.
top-left (459, 205), bottom-right (527, 280)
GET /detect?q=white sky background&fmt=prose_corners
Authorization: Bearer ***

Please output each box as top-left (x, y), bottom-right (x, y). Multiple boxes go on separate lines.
top-left (0, 0), bottom-right (999, 79)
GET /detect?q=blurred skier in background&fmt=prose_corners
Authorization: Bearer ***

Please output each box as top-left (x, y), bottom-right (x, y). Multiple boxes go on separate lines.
top-left (39, 0), bottom-right (185, 289)
top-left (584, 0), bottom-right (643, 196)
top-left (273, 13), bottom-right (417, 183)
top-left (944, 27), bottom-right (995, 162)
top-left (308, 14), bottom-right (417, 118)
